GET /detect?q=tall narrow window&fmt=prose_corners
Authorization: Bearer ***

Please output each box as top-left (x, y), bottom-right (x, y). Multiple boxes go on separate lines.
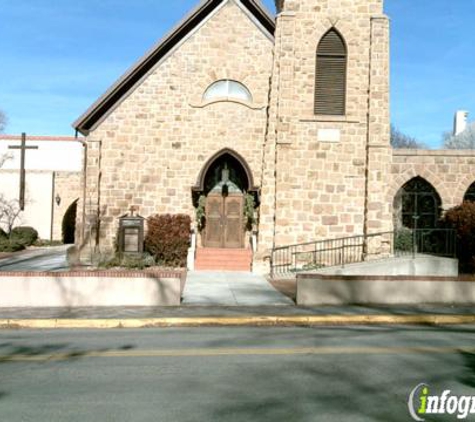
top-left (315, 29), bottom-right (347, 116)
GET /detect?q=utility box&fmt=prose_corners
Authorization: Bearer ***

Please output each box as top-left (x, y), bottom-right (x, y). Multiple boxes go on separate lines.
top-left (119, 214), bottom-right (145, 255)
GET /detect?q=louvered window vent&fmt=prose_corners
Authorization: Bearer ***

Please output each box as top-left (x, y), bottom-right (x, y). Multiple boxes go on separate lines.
top-left (315, 29), bottom-right (347, 116)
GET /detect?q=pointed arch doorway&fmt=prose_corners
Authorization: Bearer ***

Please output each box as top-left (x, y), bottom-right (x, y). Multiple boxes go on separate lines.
top-left (193, 149), bottom-right (259, 249)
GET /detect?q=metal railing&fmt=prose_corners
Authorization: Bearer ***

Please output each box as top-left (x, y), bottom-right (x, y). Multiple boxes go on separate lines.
top-left (270, 229), bottom-right (456, 277)
top-left (394, 228), bottom-right (456, 259)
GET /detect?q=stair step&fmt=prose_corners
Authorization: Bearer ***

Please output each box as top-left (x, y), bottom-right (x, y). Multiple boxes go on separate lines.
top-left (195, 266), bottom-right (251, 271)
top-left (196, 258), bottom-right (248, 260)
top-left (195, 248), bottom-right (252, 271)
top-left (196, 251), bottom-right (252, 256)
top-left (196, 256), bottom-right (251, 262)
top-left (196, 258), bottom-right (251, 261)
top-left (195, 263), bottom-right (250, 268)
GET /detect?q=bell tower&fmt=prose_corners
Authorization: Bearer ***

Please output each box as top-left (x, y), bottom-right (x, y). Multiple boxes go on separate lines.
top-left (256, 0), bottom-right (392, 268)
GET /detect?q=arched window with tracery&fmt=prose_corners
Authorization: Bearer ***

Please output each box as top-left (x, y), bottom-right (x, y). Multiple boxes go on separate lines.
top-left (394, 177), bottom-right (442, 229)
top-left (315, 28), bottom-right (347, 116)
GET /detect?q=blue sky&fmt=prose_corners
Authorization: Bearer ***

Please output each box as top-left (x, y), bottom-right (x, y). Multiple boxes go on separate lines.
top-left (0, 0), bottom-right (474, 149)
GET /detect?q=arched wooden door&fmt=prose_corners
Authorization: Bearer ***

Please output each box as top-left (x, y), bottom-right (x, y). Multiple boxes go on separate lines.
top-left (205, 192), bottom-right (244, 249)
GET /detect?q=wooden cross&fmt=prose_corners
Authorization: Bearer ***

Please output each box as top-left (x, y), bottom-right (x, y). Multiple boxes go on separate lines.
top-left (8, 133), bottom-right (38, 210)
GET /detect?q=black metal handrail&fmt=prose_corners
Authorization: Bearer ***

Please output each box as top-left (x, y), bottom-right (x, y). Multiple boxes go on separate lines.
top-left (270, 229), bottom-right (456, 277)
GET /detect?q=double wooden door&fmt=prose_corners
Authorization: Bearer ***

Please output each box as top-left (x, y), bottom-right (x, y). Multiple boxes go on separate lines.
top-left (205, 193), bottom-right (244, 248)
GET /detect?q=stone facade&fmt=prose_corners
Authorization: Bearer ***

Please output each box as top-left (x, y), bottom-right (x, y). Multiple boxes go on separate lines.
top-left (390, 150), bottom-right (475, 211)
top-left (76, 0), bottom-right (274, 253)
top-left (74, 0), bottom-right (475, 273)
top-left (257, 0), bottom-right (392, 267)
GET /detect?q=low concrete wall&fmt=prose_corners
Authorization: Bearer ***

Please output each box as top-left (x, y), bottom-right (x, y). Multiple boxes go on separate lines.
top-left (316, 255), bottom-right (458, 277)
top-left (297, 274), bottom-right (475, 306)
top-left (0, 271), bottom-right (185, 307)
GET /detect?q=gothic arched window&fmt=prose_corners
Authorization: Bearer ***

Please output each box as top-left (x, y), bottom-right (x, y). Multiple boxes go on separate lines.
top-left (394, 177), bottom-right (442, 229)
top-left (315, 28), bottom-right (347, 116)
top-left (203, 80), bottom-right (252, 103)
top-left (464, 182), bottom-right (475, 202)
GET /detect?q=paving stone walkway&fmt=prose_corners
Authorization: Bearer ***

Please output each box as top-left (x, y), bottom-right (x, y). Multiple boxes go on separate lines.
top-left (182, 271), bottom-right (295, 306)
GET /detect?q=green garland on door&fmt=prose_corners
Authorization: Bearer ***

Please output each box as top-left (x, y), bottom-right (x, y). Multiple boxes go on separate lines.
top-left (196, 195), bottom-right (206, 231)
top-left (244, 193), bottom-right (256, 231)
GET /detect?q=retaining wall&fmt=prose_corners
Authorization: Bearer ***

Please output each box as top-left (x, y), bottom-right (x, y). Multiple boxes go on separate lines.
top-left (0, 271), bottom-right (185, 307)
top-left (316, 255), bottom-right (459, 277)
top-left (297, 274), bottom-right (475, 306)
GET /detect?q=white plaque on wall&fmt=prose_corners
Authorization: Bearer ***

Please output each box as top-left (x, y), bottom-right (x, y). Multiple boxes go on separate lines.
top-left (318, 129), bottom-right (341, 143)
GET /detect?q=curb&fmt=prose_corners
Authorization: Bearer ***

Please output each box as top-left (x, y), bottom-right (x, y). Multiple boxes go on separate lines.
top-left (1, 314), bottom-right (475, 329)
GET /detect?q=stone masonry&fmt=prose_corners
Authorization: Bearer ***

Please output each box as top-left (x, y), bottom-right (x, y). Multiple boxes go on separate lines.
top-left (76, 1), bottom-right (274, 255)
top-left (256, 0), bottom-right (392, 270)
top-left (74, 0), bottom-right (475, 273)
top-left (390, 150), bottom-right (475, 211)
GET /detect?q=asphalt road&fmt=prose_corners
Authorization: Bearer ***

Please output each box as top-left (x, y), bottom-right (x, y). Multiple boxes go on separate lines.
top-left (0, 245), bottom-right (70, 272)
top-left (0, 326), bottom-right (474, 422)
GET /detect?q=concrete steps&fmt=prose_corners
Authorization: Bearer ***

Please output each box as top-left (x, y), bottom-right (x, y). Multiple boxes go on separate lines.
top-left (195, 248), bottom-right (252, 271)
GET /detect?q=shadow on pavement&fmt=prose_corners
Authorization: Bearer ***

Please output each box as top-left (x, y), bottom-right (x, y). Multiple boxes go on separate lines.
top-left (460, 351), bottom-right (475, 388)
top-left (0, 341), bottom-right (136, 400)
top-left (204, 356), bottom-right (405, 422)
top-left (0, 342), bottom-right (136, 362)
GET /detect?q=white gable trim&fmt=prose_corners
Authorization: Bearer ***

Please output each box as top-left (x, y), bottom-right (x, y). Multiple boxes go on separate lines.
top-left (234, 0), bottom-right (274, 42)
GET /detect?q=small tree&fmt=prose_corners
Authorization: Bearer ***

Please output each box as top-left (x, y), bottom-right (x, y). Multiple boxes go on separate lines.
top-left (0, 197), bottom-right (22, 235)
top-left (390, 125), bottom-right (425, 149)
top-left (0, 152), bottom-right (12, 168)
top-left (441, 201), bottom-right (475, 273)
top-left (443, 122), bottom-right (475, 149)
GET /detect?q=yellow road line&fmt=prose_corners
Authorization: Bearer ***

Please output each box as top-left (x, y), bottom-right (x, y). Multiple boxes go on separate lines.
top-left (1, 346), bottom-right (475, 362)
top-left (0, 314), bottom-right (475, 329)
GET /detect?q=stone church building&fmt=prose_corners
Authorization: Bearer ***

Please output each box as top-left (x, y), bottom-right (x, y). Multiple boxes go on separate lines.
top-left (72, 0), bottom-right (475, 273)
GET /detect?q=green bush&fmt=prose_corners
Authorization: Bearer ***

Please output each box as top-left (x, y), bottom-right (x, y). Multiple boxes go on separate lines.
top-left (10, 226), bottom-right (38, 247)
top-left (441, 201), bottom-right (475, 273)
top-left (145, 214), bottom-right (191, 267)
top-left (99, 253), bottom-right (156, 270)
top-left (33, 239), bottom-right (63, 247)
top-left (121, 254), bottom-right (156, 269)
top-left (0, 228), bottom-right (7, 239)
top-left (0, 238), bottom-right (25, 253)
top-left (394, 227), bottom-right (413, 252)
top-left (98, 255), bottom-right (122, 269)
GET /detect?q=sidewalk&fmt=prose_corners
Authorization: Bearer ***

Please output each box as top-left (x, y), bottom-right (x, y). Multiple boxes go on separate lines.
top-left (182, 271), bottom-right (294, 306)
top-left (0, 305), bottom-right (474, 329)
